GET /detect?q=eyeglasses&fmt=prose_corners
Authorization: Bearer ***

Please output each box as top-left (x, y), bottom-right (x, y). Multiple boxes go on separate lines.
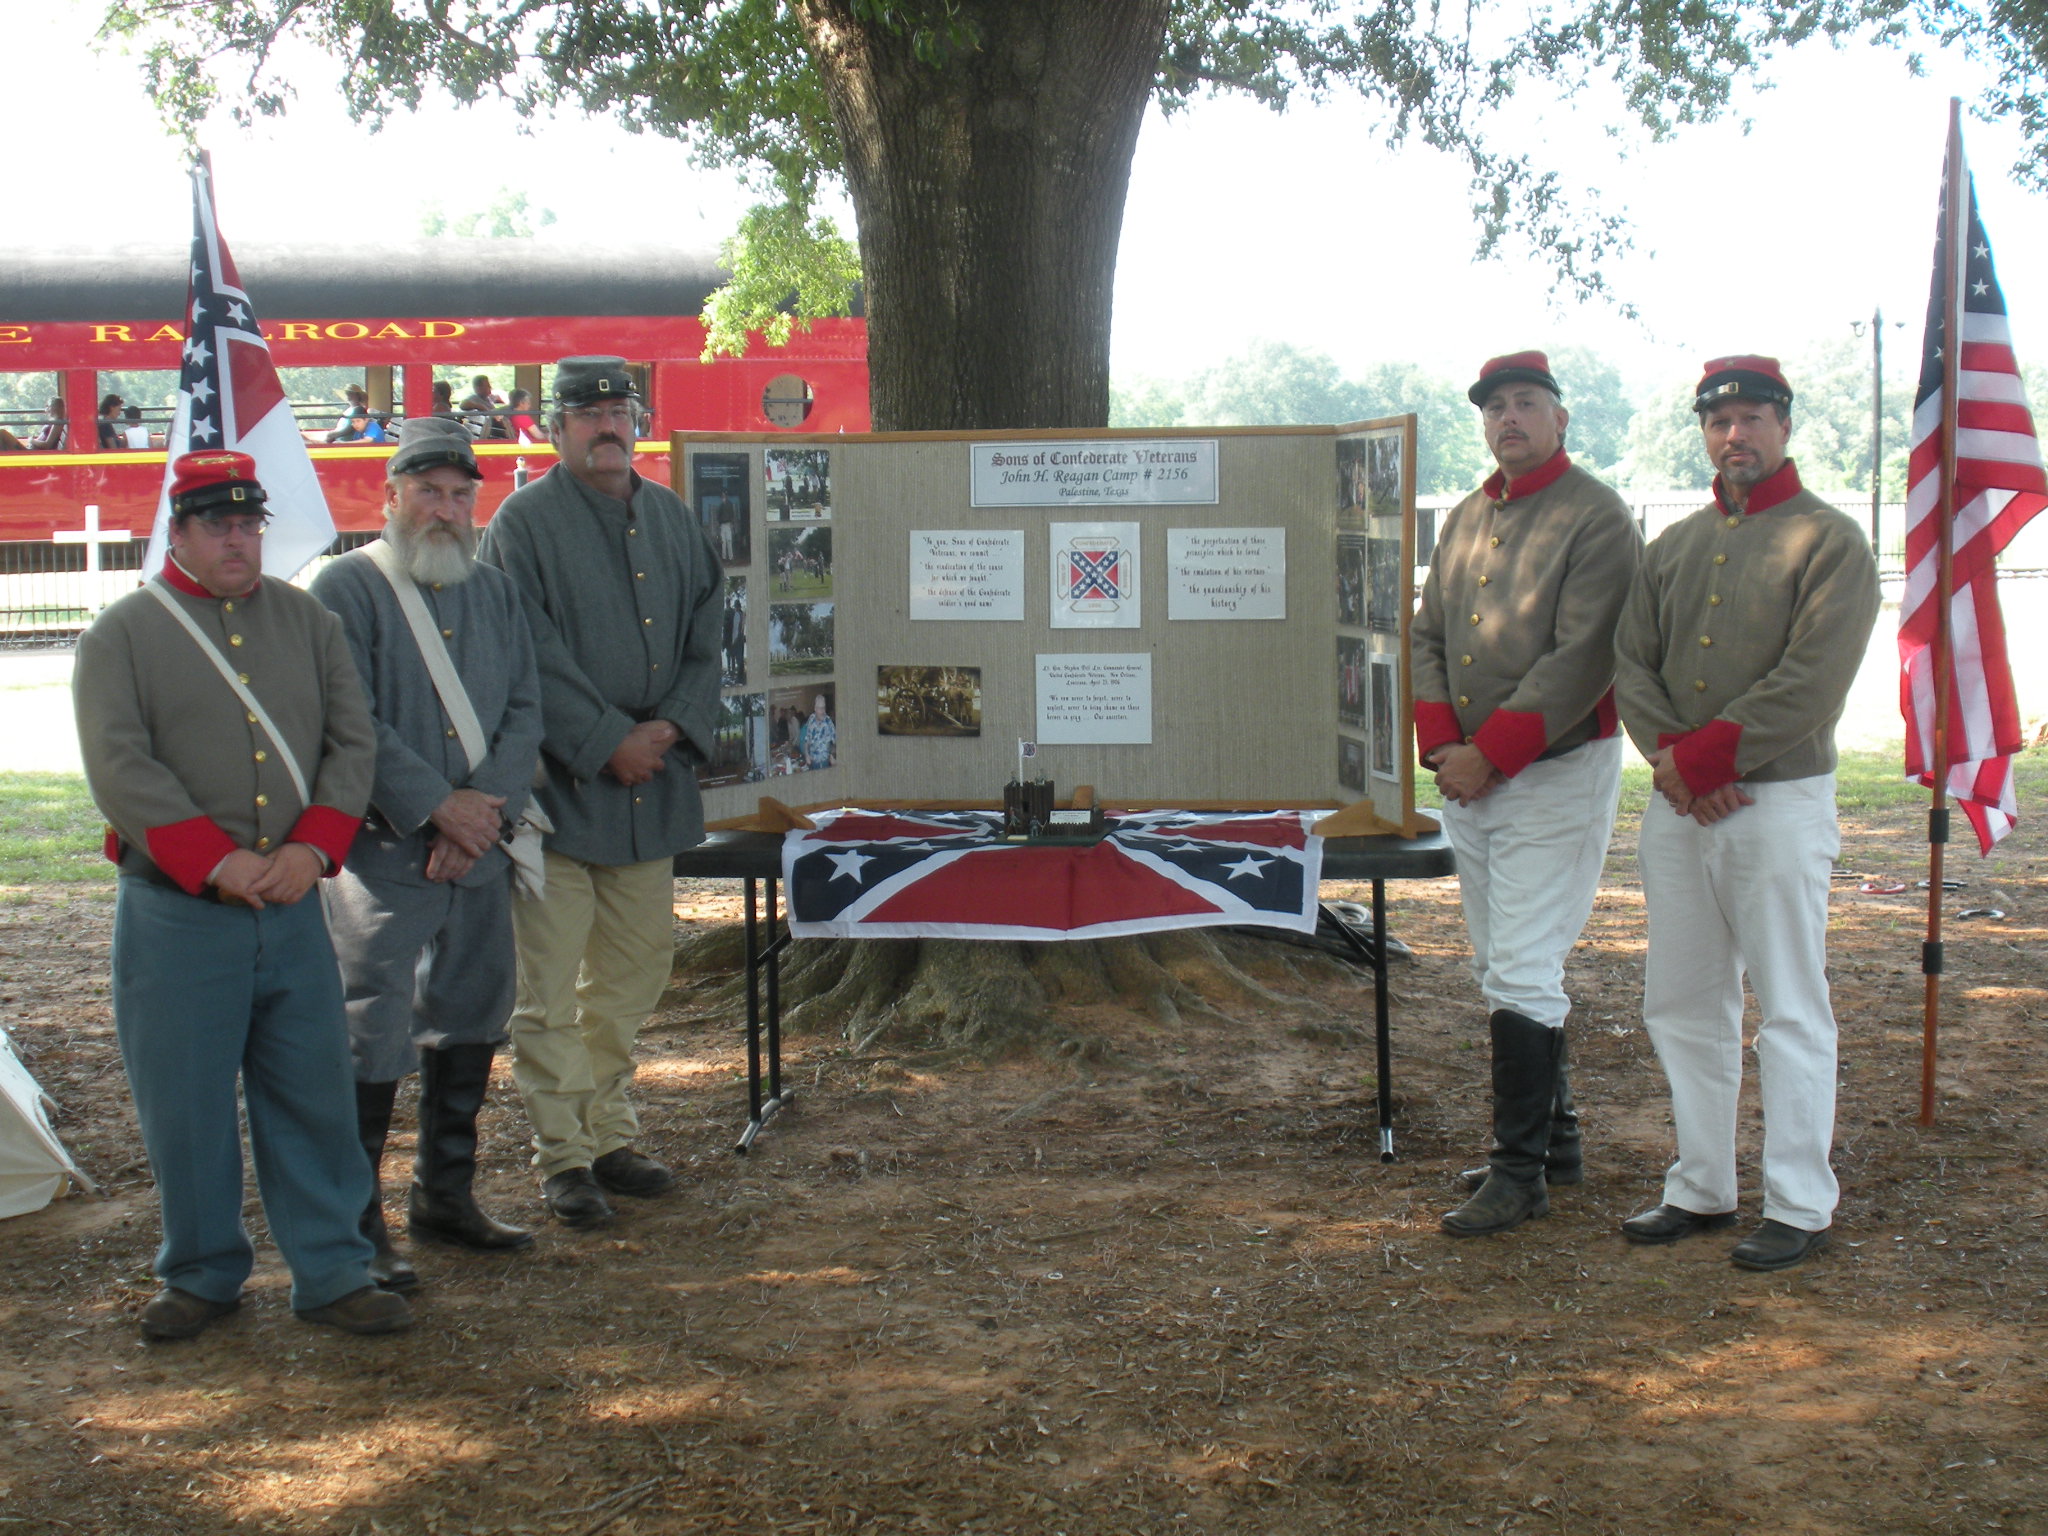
top-left (564, 404), bottom-right (640, 427)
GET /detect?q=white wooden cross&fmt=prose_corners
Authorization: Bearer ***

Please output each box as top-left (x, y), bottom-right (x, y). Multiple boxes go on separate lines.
top-left (52, 504), bottom-right (135, 576)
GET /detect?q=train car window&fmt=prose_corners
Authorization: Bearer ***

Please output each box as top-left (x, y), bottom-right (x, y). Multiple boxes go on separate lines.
top-left (0, 371), bottom-right (61, 449)
top-left (762, 374), bottom-right (815, 428)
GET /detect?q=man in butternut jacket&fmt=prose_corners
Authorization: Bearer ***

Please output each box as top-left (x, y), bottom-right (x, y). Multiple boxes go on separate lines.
top-left (1412, 351), bottom-right (1641, 1238)
top-left (1613, 356), bottom-right (1879, 1272)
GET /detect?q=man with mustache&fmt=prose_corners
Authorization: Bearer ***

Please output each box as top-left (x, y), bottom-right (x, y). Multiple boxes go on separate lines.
top-left (1612, 357), bottom-right (1879, 1271)
top-left (310, 418), bottom-right (544, 1288)
top-left (73, 451), bottom-right (410, 1338)
top-left (1412, 351), bottom-right (1642, 1237)
top-left (478, 357), bottom-right (724, 1227)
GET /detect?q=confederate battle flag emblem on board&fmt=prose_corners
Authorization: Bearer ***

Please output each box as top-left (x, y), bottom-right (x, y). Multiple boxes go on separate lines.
top-left (1062, 542), bottom-right (1128, 607)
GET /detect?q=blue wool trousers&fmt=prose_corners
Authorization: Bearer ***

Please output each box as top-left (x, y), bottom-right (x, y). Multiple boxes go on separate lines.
top-left (111, 877), bottom-right (376, 1310)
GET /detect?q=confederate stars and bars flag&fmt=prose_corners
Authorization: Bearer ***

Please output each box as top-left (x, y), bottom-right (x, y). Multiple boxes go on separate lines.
top-left (1902, 138), bottom-right (2046, 854)
top-left (142, 157), bottom-right (336, 582)
top-left (783, 809), bottom-right (1327, 940)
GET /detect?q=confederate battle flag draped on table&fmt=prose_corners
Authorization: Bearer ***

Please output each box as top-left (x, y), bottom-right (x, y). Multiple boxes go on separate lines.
top-left (141, 157), bottom-right (335, 581)
top-left (1901, 103), bottom-right (2047, 1125)
top-left (784, 810), bottom-right (1326, 940)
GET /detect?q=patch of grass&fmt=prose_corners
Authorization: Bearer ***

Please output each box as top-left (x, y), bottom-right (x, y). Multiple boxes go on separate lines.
top-left (0, 772), bottom-right (110, 886)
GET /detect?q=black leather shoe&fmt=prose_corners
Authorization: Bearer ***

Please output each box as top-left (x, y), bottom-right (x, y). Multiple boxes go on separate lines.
top-left (592, 1146), bottom-right (676, 1198)
top-left (1730, 1219), bottom-right (1830, 1271)
top-left (294, 1285), bottom-right (414, 1335)
top-left (140, 1287), bottom-right (239, 1340)
top-left (542, 1167), bottom-right (615, 1227)
top-left (1621, 1203), bottom-right (1740, 1245)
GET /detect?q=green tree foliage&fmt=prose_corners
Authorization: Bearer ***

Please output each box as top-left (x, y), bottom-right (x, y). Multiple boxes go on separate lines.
top-left (100, 1), bottom-right (2048, 429)
top-left (1544, 345), bottom-right (1632, 476)
top-left (1110, 342), bottom-right (1501, 495)
top-left (419, 188), bottom-right (559, 239)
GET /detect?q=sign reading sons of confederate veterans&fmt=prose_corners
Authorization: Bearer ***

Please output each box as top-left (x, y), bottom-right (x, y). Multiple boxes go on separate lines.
top-left (970, 439), bottom-right (1219, 507)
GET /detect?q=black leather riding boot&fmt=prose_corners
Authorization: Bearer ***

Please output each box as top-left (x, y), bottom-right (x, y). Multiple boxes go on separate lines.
top-left (1459, 1037), bottom-right (1584, 1189)
top-left (355, 1078), bottom-right (418, 1290)
top-left (408, 1043), bottom-right (534, 1251)
top-left (1442, 1010), bottom-right (1564, 1236)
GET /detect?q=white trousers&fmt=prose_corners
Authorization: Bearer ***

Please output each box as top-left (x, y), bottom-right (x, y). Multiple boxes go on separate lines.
top-left (1439, 736), bottom-right (1621, 1029)
top-left (1637, 774), bottom-right (1841, 1231)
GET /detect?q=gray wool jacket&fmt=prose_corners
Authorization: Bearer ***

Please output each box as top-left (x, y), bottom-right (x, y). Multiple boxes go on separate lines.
top-left (477, 465), bottom-right (725, 866)
top-left (309, 544), bottom-right (544, 888)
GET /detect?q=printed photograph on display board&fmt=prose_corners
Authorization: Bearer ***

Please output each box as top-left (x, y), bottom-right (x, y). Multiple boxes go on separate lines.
top-left (769, 523), bottom-right (834, 601)
top-left (765, 447), bottom-right (833, 521)
top-left (1337, 534), bottom-right (1367, 628)
top-left (877, 665), bottom-right (983, 738)
top-left (720, 576), bottom-right (747, 688)
top-left (697, 691), bottom-right (766, 789)
top-left (692, 451), bottom-right (752, 567)
top-left (1050, 521), bottom-right (1140, 629)
top-left (769, 601), bottom-right (834, 676)
top-left (1366, 525), bottom-right (1403, 634)
top-left (1337, 636), bottom-right (1367, 729)
top-left (1338, 734), bottom-right (1367, 792)
top-left (1369, 652), bottom-right (1399, 780)
top-left (1366, 430), bottom-right (1403, 522)
top-left (1336, 435), bottom-right (1368, 530)
top-left (768, 682), bottom-right (839, 774)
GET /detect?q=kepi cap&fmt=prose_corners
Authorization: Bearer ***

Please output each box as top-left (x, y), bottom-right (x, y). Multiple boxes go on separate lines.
top-left (1694, 355), bottom-right (1793, 413)
top-left (1468, 350), bottom-right (1562, 406)
top-left (388, 415), bottom-right (483, 480)
top-left (553, 356), bottom-right (641, 406)
top-left (168, 451), bottom-right (268, 519)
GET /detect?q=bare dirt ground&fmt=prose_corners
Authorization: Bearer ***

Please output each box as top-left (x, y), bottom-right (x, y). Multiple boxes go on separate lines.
top-left (1, 788), bottom-right (2045, 1536)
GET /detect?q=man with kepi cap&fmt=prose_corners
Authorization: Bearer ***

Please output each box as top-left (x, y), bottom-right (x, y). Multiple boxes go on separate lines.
top-left (310, 417), bottom-right (544, 1289)
top-left (478, 357), bottom-right (724, 1227)
top-left (1613, 356), bottom-right (1878, 1271)
top-left (73, 450), bottom-right (410, 1338)
top-left (1413, 351), bottom-right (1641, 1237)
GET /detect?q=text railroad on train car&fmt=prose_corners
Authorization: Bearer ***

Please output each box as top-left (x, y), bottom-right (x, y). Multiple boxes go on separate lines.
top-left (0, 239), bottom-right (869, 573)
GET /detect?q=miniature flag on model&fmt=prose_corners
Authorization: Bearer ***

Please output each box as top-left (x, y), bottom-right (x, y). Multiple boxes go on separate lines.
top-left (1901, 137), bottom-right (2047, 854)
top-left (142, 156), bottom-right (335, 581)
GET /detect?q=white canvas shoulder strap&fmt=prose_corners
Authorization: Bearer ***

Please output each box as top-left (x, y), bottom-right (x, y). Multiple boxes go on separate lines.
top-left (363, 538), bottom-right (487, 772)
top-left (146, 580), bottom-right (313, 807)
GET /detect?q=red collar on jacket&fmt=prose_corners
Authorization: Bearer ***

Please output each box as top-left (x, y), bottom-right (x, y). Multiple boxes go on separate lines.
top-left (162, 555), bottom-right (261, 601)
top-left (1713, 457), bottom-right (1804, 517)
top-left (1481, 448), bottom-right (1571, 503)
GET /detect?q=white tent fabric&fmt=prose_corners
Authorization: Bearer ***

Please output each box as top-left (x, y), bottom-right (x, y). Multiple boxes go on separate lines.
top-left (0, 1027), bottom-right (95, 1218)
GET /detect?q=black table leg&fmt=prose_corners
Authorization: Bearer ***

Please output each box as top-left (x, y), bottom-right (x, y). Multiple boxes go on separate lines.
top-left (1319, 887), bottom-right (1398, 1162)
top-left (736, 874), bottom-right (795, 1154)
top-left (1372, 876), bottom-right (1394, 1163)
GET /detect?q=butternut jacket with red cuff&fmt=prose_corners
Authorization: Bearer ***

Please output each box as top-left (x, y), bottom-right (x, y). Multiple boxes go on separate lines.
top-left (73, 564), bottom-right (375, 894)
top-left (1613, 461), bottom-right (1879, 796)
top-left (1411, 452), bottom-right (1640, 777)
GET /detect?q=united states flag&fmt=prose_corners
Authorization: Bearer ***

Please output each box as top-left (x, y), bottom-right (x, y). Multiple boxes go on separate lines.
top-left (1902, 153), bottom-right (2046, 854)
top-left (142, 159), bottom-right (335, 581)
top-left (784, 809), bottom-right (1325, 940)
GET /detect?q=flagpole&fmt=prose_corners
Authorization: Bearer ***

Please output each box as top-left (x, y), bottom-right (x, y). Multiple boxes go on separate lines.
top-left (1922, 99), bottom-right (1967, 1128)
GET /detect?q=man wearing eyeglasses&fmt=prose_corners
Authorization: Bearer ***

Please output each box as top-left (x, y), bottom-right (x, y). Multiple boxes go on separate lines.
top-left (73, 451), bottom-right (411, 1339)
top-left (477, 357), bottom-right (724, 1228)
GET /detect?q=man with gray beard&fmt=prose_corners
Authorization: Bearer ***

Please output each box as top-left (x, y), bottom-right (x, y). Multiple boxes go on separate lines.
top-left (310, 417), bottom-right (544, 1288)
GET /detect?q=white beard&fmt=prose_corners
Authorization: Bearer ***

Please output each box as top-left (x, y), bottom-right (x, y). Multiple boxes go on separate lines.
top-left (385, 517), bottom-right (477, 586)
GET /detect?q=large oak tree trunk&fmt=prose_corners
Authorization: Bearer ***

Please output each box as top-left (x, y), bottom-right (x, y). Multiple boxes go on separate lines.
top-left (798, 0), bottom-right (1173, 431)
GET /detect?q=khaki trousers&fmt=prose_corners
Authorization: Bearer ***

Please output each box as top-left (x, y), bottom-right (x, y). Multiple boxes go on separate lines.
top-left (508, 849), bottom-right (675, 1179)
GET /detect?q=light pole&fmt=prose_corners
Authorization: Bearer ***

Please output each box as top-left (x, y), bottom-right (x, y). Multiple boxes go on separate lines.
top-left (1850, 308), bottom-right (1905, 561)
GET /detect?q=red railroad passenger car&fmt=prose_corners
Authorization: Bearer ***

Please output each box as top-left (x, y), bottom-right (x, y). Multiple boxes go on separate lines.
top-left (0, 240), bottom-right (869, 556)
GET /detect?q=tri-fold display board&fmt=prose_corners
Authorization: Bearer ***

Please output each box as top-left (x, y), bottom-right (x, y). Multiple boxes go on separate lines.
top-left (673, 423), bottom-right (1427, 835)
